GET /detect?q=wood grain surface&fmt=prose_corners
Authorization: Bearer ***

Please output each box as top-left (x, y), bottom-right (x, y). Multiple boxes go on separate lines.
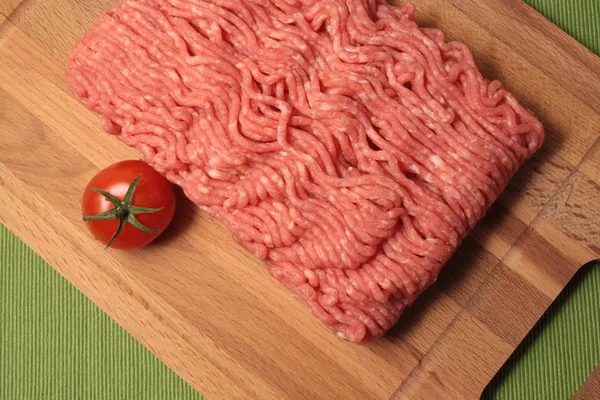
top-left (1, 1), bottom-right (599, 399)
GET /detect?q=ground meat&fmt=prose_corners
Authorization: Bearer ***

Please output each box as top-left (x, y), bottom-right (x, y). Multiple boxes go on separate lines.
top-left (66, 0), bottom-right (544, 343)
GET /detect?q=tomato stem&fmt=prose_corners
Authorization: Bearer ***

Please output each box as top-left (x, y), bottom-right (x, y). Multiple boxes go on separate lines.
top-left (83, 174), bottom-right (163, 249)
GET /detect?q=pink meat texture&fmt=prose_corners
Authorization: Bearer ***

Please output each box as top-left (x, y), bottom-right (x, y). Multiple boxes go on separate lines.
top-left (66, 0), bottom-right (544, 342)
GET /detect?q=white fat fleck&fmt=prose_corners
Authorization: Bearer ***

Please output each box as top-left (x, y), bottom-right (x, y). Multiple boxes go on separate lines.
top-left (304, 269), bottom-right (316, 281)
top-left (381, 279), bottom-right (393, 289)
top-left (260, 177), bottom-right (270, 185)
top-left (224, 198), bottom-right (235, 209)
top-left (280, 151), bottom-right (288, 156)
top-left (197, 185), bottom-right (210, 194)
top-left (348, 167), bottom-right (354, 172)
top-left (208, 157), bottom-right (222, 167)
top-left (442, 111), bottom-right (453, 123)
top-left (328, 195), bottom-right (336, 202)
top-left (337, 332), bottom-right (347, 340)
top-left (430, 155), bottom-right (443, 167)
top-left (207, 169), bottom-right (222, 179)
top-left (288, 221), bottom-right (296, 230)
top-left (341, 253), bottom-right (351, 267)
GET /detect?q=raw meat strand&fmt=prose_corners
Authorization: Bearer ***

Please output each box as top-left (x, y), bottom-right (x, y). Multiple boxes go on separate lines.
top-left (291, 15), bottom-right (500, 225)
top-left (356, 79), bottom-right (489, 225)
top-left (66, 0), bottom-right (544, 343)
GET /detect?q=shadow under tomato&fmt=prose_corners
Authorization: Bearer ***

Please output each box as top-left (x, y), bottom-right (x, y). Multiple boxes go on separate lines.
top-left (148, 185), bottom-right (199, 247)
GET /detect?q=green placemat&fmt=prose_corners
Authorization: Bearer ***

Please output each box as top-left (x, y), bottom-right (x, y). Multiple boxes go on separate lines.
top-left (1, 2), bottom-right (599, 399)
top-left (525, 0), bottom-right (599, 55)
top-left (0, 224), bottom-right (204, 400)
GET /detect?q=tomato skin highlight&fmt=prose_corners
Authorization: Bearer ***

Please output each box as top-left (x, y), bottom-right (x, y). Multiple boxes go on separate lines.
top-left (82, 160), bottom-right (176, 249)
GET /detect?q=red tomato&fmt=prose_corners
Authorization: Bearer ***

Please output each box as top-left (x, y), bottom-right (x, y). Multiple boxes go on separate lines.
top-left (82, 160), bottom-right (176, 249)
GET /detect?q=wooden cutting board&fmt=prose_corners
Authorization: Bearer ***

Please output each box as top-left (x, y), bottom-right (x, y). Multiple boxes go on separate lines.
top-left (1, 1), bottom-right (599, 398)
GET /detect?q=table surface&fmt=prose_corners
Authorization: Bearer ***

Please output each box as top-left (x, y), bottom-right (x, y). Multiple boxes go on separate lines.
top-left (0, 2), bottom-right (598, 394)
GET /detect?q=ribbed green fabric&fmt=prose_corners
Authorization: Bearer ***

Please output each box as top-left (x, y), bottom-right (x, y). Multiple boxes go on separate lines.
top-left (0, 224), bottom-right (204, 400)
top-left (1, 2), bottom-right (599, 400)
top-left (525, 0), bottom-right (600, 55)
